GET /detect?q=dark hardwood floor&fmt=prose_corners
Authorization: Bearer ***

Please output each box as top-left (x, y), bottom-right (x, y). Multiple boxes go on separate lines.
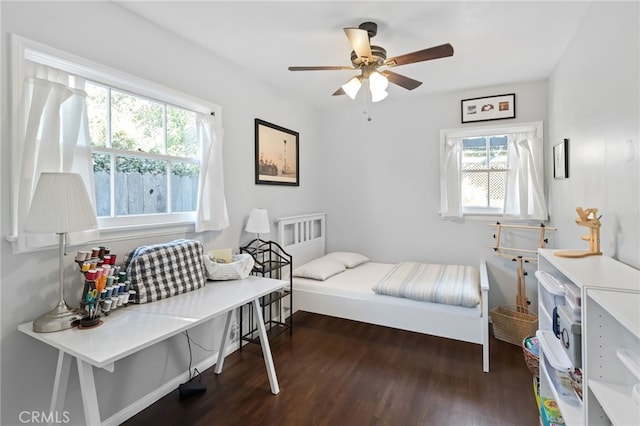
top-left (124, 311), bottom-right (539, 426)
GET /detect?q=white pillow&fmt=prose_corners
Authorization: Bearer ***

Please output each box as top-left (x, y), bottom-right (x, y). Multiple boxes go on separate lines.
top-left (323, 251), bottom-right (370, 268)
top-left (293, 258), bottom-right (346, 281)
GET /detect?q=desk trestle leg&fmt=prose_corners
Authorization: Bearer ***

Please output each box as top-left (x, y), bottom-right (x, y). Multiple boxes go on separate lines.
top-left (77, 359), bottom-right (101, 425)
top-left (214, 310), bottom-right (233, 374)
top-left (252, 299), bottom-right (280, 394)
top-left (49, 351), bottom-right (71, 424)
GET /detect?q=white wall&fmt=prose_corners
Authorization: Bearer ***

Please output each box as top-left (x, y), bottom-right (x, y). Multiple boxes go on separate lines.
top-left (318, 80), bottom-right (550, 311)
top-left (548, 1), bottom-right (639, 269)
top-left (1, 2), bottom-right (321, 425)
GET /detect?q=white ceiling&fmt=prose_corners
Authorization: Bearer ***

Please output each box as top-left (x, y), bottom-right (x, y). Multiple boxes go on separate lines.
top-left (116, 1), bottom-right (593, 109)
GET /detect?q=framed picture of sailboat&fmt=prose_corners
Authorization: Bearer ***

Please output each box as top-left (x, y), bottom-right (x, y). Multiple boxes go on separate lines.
top-left (255, 119), bottom-right (299, 186)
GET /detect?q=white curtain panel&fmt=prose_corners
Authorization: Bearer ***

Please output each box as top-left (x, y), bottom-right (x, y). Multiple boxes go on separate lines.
top-left (195, 113), bottom-right (229, 232)
top-left (14, 62), bottom-right (98, 251)
top-left (503, 133), bottom-right (548, 220)
top-left (439, 137), bottom-right (463, 218)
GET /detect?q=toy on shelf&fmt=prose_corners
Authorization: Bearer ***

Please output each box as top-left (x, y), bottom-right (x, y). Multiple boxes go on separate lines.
top-left (554, 207), bottom-right (602, 258)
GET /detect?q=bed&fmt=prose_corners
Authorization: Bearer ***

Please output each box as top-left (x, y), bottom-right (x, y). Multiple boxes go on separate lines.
top-left (276, 212), bottom-right (490, 372)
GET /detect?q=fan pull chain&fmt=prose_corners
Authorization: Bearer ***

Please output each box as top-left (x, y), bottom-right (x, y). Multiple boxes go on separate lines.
top-left (362, 81), bottom-right (372, 122)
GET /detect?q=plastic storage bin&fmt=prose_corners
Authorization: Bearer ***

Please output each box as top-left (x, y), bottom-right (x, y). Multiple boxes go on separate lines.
top-left (565, 296), bottom-right (581, 323)
top-left (537, 271), bottom-right (566, 310)
top-left (564, 282), bottom-right (582, 307)
top-left (558, 304), bottom-right (582, 368)
top-left (538, 330), bottom-right (576, 400)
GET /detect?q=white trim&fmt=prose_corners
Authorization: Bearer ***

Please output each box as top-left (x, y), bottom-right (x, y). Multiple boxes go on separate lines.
top-left (441, 121), bottom-right (543, 139)
top-left (98, 212), bottom-right (196, 230)
top-left (13, 34), bottom-right (221, 117)
top-left (7, 221), bottom-right (195, 254)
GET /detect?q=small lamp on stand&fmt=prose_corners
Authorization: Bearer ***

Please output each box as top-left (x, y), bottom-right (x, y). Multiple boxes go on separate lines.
top-left (245, 208), bottom-right (270, 263)
top-left (24, 172), bottom-right (98, 332)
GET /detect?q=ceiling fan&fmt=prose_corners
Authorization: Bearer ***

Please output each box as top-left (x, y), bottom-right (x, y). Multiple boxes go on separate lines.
top-left (288, 22), bottom-right (454, 102)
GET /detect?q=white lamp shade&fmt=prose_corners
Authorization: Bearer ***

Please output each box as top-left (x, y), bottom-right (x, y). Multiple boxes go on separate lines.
top-left (369, 71), bottom-right (389, 92)
top-left (24, 172), bottom-right (98, 234)
top-left (245, 208), bottom-right (270, 234)
top-left (370, 88), bottom-right (388, 103)
top-left (369, 71), bottom-right (389, 103)
top-left (341, 76), bottom-right (362, 100)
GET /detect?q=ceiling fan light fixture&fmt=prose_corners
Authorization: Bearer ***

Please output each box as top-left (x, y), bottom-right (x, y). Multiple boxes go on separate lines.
top-left (288, 22), bottom-right (454, 103)
top-left (369, 71), bottom-right (389, 102)
top-left (370, 88), bottom-right (388, 103)
top-left (341, 76), bottom-right (362, 99)
top-left (369, 71), bottom-right (388, 92)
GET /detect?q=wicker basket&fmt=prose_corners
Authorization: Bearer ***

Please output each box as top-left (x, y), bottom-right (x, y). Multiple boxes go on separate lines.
top-left (203, 253), bottom-right (255, 280)
top-left (522, 336), bottom-right (539, 378)
top-left (491, 305), bottom-right (539, 346)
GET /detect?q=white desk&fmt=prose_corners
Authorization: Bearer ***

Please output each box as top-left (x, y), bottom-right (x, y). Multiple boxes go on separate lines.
top-left (18, 276), bottom-right (287, 425)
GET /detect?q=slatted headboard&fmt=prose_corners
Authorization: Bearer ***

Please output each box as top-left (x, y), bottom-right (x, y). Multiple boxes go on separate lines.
top-left (276, 213), bottom-right (326, 268)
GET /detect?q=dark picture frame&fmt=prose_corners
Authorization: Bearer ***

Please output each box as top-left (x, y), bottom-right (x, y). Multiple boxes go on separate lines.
top-left (255, 119), bottom-right (299, 186)
top-left (461, 93), bottom-right (516, 123)
top-left (553, 139), bottom-right (569, 179)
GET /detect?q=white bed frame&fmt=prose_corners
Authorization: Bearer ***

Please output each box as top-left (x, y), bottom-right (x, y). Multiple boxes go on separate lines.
top-left (277, 212), bottom-right (490, 372)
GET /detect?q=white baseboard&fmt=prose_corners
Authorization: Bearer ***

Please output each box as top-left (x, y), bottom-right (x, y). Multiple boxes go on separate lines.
top-left (102, 341), bottom-right (238, 426)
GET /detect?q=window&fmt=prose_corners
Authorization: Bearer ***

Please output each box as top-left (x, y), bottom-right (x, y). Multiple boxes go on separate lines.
top-left (9, 35), bottom-right (228, 252)
top-left (86, 83), bottom-right (200, 226)
top-left (461, 135), bottom-right (508, 213)
top-left (440, 122), bottom-right (547, 220)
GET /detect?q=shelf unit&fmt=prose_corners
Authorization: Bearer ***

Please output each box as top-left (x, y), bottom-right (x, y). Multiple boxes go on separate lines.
top-left (584, 288), bottom-right (640, 425)
top-left (537, 249), bottom-right (640, 425)
top-left (239, 239), bottom-right (293, 347)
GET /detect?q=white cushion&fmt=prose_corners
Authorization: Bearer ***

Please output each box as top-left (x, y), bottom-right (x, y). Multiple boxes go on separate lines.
top-left (323, 251), bottom-right (370, 268)
top-left (293, 258), bottom-right (346, 281)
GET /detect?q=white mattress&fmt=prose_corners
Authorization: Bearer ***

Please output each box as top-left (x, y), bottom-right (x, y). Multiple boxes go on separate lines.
top-left (293, 261), bottom-right (481, 317)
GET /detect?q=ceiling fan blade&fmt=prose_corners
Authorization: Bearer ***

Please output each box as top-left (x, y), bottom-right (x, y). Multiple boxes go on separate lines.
top-left (385, 43), bottom-right (454, 67)
top-left (381, 70), bottom-right (423, 91)
top-left (332, 87), bottom-right (345, 96)
top-left (343, 27), bottom-right (372, 61)
top-left (289, 66), bottom-right (354, 71)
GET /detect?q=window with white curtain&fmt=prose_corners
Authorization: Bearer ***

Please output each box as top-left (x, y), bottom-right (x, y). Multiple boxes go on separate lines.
top-left (8, 35), bottom-right (229, 252)
top-left (439, 121), bottom-right (547, 221)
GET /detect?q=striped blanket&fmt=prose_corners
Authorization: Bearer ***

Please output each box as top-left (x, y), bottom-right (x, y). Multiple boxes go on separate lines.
top-left (372, 262), bottom-right (481, 308)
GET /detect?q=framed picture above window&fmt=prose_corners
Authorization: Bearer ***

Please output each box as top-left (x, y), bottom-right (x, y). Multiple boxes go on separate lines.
top-left (461, 93), bottom-right (516, 123)
top-left (553, 139), bottom-right (569, 179)
top-left (255, 119), bottom-right (299, 186)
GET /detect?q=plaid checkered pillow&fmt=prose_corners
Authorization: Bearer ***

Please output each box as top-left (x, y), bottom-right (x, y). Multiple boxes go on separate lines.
top-left (125, 239), bottom-right (205, 304)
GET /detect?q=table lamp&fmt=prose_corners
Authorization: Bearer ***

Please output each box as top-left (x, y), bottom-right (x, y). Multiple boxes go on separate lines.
top-left (245, 208), bottom-right (270, 242)
top-left (245, 208), bottom-right (270, 262)
top-left (24, 172), bottom-right (99, 332)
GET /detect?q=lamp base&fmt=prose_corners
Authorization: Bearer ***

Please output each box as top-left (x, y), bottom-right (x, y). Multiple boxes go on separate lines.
top-left (33, 300), bottom-right (84, 333)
